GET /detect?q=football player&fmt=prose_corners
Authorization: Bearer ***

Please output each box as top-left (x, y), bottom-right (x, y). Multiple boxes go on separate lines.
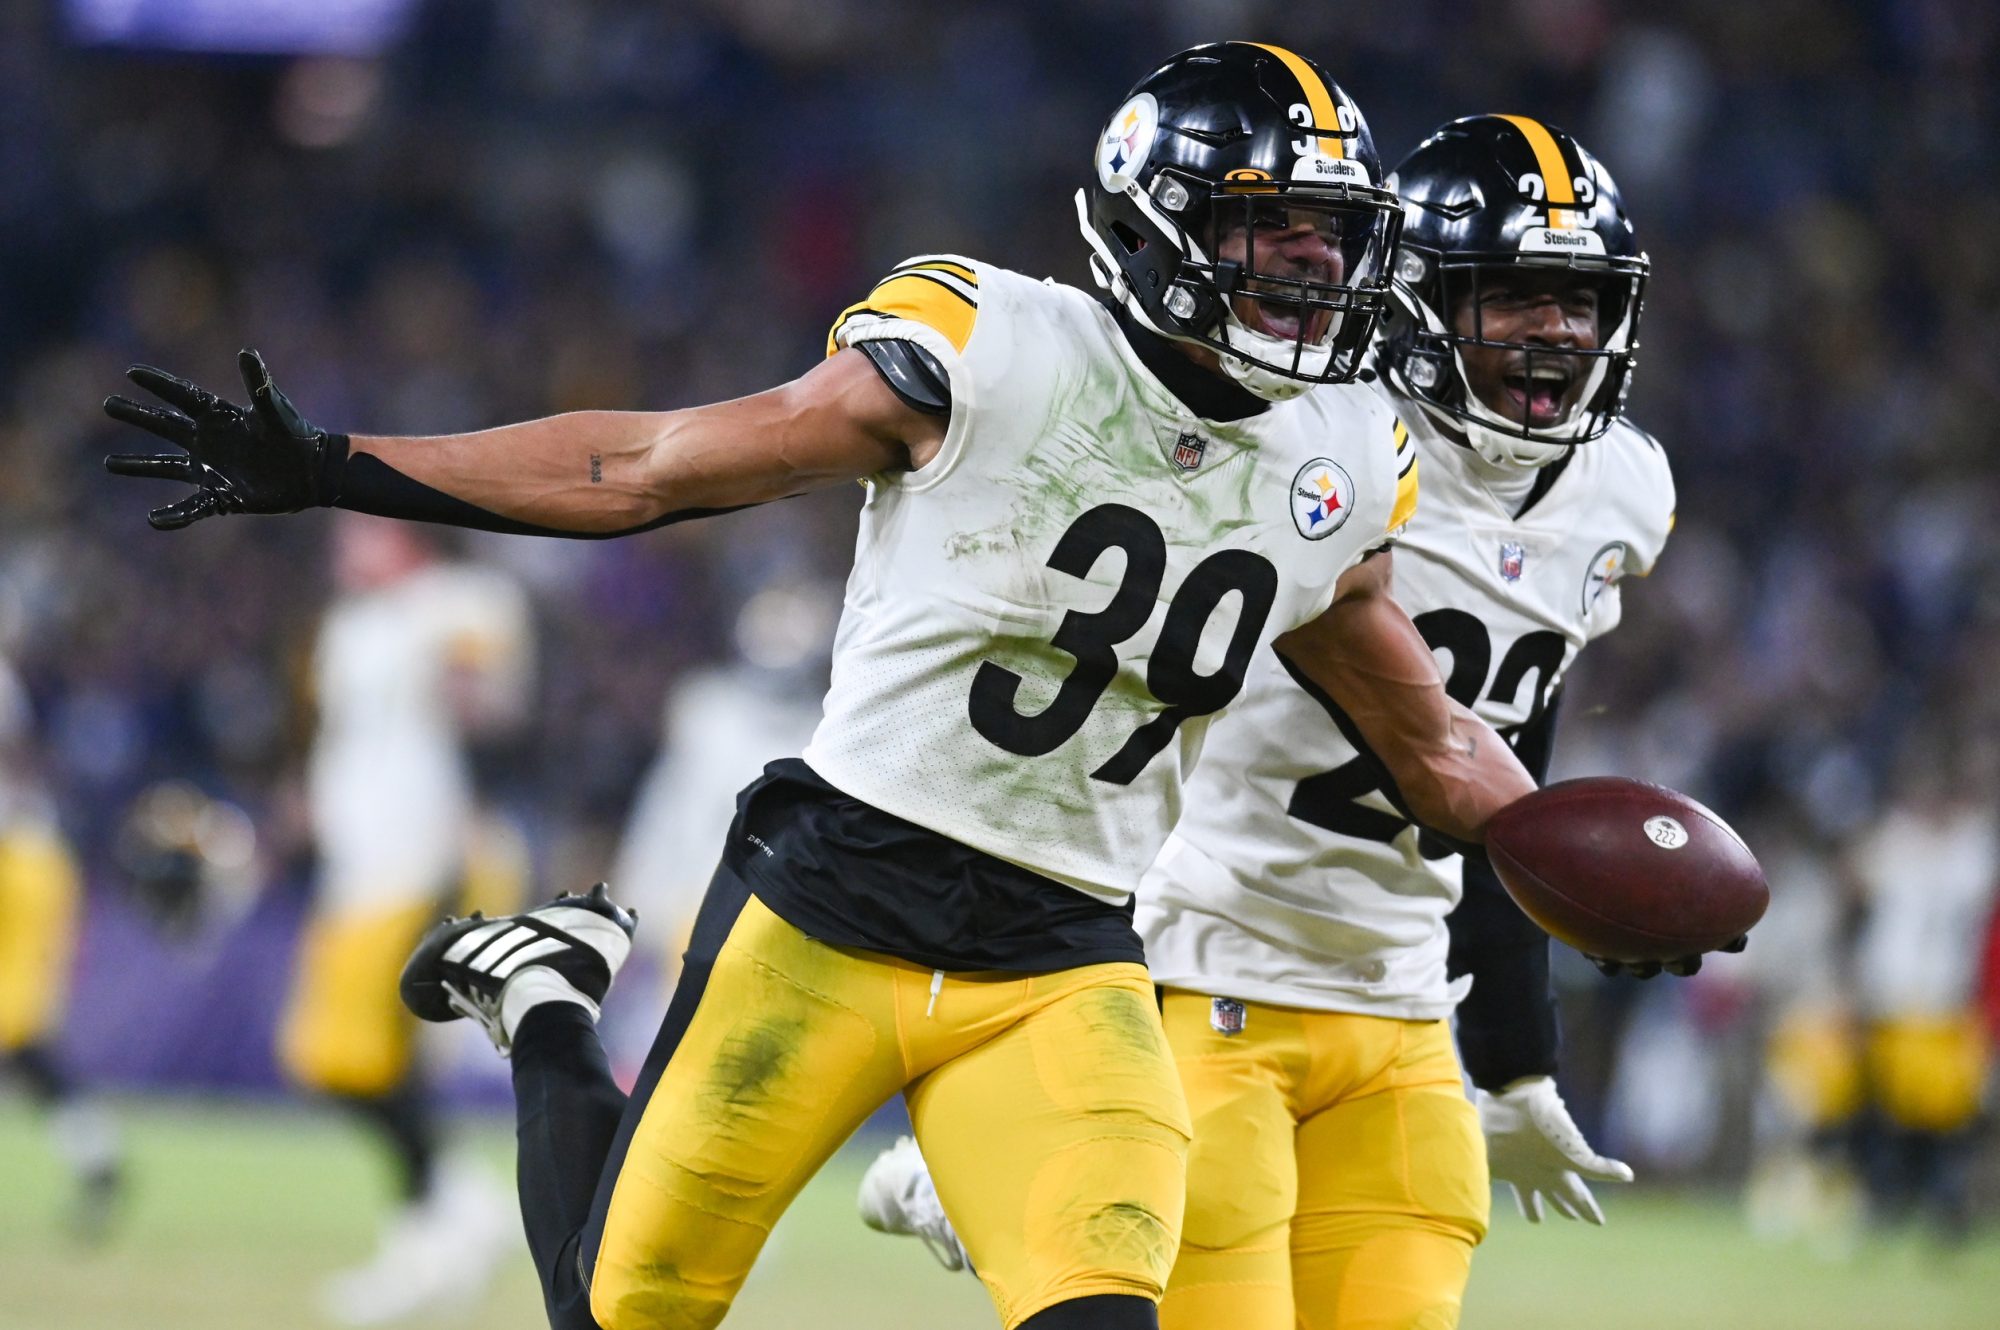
top-left (1844, 726), bottom-right (1998, 1241)
top-left (105, 46), bottom-right (1569, 1330)
top-left (609, 577), bottom-right (834, 985)
top-left (284, 513), bottom-right (532, 1324)
top-left (862, 117), bottom-right (1679, 1329)
top-left (0, 653), bottom-right (124, 1239)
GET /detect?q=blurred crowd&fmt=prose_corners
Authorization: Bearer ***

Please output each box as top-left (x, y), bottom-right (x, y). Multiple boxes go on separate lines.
top-left (3, 0), bottom-right (1997, 1230)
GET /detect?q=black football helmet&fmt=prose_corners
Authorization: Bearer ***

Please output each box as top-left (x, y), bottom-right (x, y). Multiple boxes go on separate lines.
top-left (1079, 42), bottom-right (1403, 400)
top-left (113, 781), bottom-right (258, 939)
top-left (1382, 115), bottom-right (1648, 464)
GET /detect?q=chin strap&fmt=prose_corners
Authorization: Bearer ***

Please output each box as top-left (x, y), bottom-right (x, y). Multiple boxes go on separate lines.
top-left (1462, 417), bottom-right (1576, 468)
top-left (1216, 312), bottom-right (1333, 401)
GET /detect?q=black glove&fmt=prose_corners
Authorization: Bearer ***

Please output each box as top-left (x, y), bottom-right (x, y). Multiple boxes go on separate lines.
top-left (1585, 933), bottom-right (1747, 980)
top-left (103, 349), bottom-right (344, 530)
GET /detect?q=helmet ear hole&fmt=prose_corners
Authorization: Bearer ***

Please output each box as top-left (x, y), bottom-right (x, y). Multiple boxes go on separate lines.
top-left (1110, 221), bottom-right (1147, 255)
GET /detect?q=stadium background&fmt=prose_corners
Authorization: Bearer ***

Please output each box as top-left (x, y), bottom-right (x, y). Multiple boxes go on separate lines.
top-left (3, 0), bottom-right (1998, 1326)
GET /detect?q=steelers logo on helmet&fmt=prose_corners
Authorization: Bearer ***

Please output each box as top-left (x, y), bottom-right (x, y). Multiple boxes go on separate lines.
top-left (1096, 93), bottom-right (1160, 192)
top-left (1290, 458), bottom-right (1356, 540)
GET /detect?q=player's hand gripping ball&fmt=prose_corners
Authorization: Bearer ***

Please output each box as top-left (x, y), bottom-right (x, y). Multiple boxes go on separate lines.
top-left (1484, 778), bottom-right (1766, 978)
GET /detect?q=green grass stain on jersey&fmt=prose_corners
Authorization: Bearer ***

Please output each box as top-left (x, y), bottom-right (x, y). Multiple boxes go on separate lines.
top-left (941, 343), bottom-right (1283, 818)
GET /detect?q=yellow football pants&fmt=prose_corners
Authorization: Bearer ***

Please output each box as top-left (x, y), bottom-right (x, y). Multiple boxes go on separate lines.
top-left (1157, 991), bottom-right (1489, 1330)
top-left (278, 900), bottom-right (437, 1096)
top-left (589, 895), bottom-right (1191, 1330)
top-left (1766, 1007), bottom-right (1864, 1130)
top-left (0, 828), bottom-right (82, 1051)
top-left (1867, 1015), bottom-right (1990, 1134)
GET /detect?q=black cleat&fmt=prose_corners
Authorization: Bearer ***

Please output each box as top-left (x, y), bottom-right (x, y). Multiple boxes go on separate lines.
top-left (399, 883), bottom-right (637, 1050)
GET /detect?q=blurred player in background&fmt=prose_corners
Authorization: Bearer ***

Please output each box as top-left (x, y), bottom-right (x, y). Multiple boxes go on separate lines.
top-left (1742, 803), bottom-right (1865, 1253)
top-left (864, 115), bottom-right (1676, 1329)
top-left (0, 652), bottom-right (124, 1239)
top-left (282, 512), bottom-right (535, 1324)
top-left (1845, 722), bottom-right (1999, 1243)
top-left (609, 577), bottom-right (834, 990)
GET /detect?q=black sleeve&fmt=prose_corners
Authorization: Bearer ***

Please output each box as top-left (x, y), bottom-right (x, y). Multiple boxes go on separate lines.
top-left (1447, 692), bottom-right (1563, 1092)
top-left (327, 437), bottom-right (760, 538)
top-left (855, 339), bottom-right (951, 415)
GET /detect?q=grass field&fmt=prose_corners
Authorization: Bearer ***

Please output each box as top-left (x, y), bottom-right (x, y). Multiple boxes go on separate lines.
top-left (3, 1097), bottom-right (1996, 1329)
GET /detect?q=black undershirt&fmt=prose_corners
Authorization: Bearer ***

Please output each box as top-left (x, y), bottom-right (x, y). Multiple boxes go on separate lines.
top-left (1108, 301), bottom-right (1270, 423)
top-left (722, 759), bottom-right (1146, 972)
top-left (1446, 695), bottom-right (1564, 1090)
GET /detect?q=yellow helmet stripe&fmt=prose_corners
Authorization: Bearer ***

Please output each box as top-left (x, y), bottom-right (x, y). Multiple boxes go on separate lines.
top-left (1504, 116), bottom-right (1576, 228)
top-left (1241, 42), bottom-right (1345, 160)
top-left (1496, 114), bottom-right (1576, 228)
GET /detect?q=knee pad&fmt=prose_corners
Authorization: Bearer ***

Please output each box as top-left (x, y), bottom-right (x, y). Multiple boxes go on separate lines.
top-left (1291, 1213), bottom-right (1480, 1330)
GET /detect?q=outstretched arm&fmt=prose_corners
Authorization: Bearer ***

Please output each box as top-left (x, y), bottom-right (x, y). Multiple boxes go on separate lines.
top-left (1273, 550), bottom-right (1534, 844)
top-left (104, 348), bottom-right (943, 535)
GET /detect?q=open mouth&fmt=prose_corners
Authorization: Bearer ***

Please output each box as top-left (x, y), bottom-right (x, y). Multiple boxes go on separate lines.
top-left (1241, 295), bottom-right (1331, 347)
top-left (1501, 361), bottom-right (1576, 428)
top-left (1254, 300), bottom-right (1302, 340)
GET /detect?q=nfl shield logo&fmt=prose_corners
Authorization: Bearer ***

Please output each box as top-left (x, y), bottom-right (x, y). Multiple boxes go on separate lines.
top-left (1498, 542), bottom-right (1526, 583)
top-left (1172, 429), bottom-right (1207, 472)
top-left (1210, 997), bottom-right (1248, 1036)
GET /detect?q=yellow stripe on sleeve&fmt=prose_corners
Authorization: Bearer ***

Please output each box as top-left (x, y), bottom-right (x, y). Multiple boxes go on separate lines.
top-left (1388, 454), bottom-right (1419, 533)
top-left (1496, 114), bottom-right (1576, 228)
top-left (824, 270), bottom-right (978, 358)
top-left (825, 302), bottom-right (870, 357)
top-left (1242, 42), bottom-right (1345, 160)
top-left (893, 258), bottom-right (978, 285)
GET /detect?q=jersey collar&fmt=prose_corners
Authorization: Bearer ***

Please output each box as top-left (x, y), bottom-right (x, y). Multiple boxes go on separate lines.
top-left (1109, 300), bottom-right (1269, 424)
top-left (1424, 407), bottom-right (1576, 521)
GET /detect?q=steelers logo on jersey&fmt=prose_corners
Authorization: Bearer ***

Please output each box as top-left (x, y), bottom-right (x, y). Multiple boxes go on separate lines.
top-left (1290, 458), bottom-right (1356, 539)
top-left (1582, 540), bottom-right (1628, 614)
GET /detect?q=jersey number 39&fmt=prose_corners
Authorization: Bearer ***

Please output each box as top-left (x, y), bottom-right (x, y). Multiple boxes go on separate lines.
top-left (968, 503), bottom-right (1277, 785)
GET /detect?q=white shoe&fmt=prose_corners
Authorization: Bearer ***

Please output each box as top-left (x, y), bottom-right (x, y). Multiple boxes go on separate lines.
top-left (318, 1160), bottom-right (515, 1325)
top-left (857, 1136), bottom-right (971, 1273)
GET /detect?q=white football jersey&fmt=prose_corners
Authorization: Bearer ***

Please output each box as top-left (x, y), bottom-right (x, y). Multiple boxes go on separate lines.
top-left (1139, 391), bottom-right (1675, 1016)
top-left (308, 562), bottom-right (532, 910)
top-left (802, 257), bottom-right (1414, 903)
top-left (1851, 804), bottom-right (2000, 1018)
top-left (0, 655), bottom-right (57, 835)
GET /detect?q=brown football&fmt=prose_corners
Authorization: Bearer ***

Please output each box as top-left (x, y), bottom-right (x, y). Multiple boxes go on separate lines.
top-left (1484, 777), bottom-right (1768, 962)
